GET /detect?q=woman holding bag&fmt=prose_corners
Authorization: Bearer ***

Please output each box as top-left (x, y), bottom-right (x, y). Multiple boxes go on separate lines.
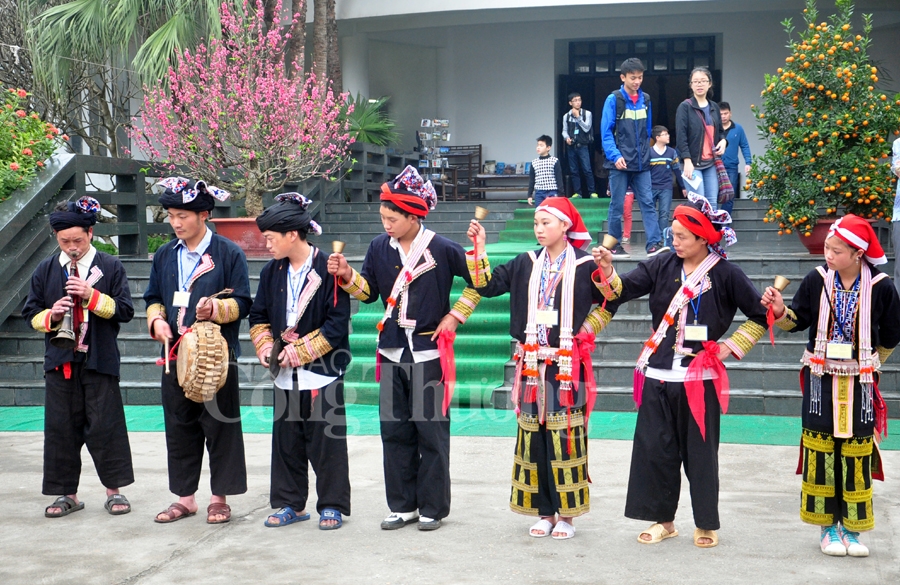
top-left (676, 67), bottom-right (727, 210)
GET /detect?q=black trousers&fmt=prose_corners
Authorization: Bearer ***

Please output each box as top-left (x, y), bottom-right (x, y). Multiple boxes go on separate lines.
top-left (43, 364), bottom-right (134, 495)
top-left (270, 377), bottom-right (351, 516)
top-left (379, 350), bottom-right (451, 520)
top-left (625, 379), bottom-right (721, 530)
top-left (161, 364), bottom-right (247, 497)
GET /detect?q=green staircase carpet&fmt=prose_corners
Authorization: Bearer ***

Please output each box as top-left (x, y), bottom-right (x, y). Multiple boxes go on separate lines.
top-left (343, 199), bottom-right (609, 406)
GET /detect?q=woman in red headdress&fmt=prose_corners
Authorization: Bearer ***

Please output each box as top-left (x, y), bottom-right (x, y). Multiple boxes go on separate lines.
top-left (467, 197), bottom-right (614, 540)
top-left (593, 192), bottom-right (768, 549)
top-left (762, 214), bottom-right (900, 558)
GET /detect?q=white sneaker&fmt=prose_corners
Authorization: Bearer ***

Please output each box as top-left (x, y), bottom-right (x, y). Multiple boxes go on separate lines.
top-left (840, 525), bottom-right (869, 557)
top-left (820, 524), bottom-right (847, 556)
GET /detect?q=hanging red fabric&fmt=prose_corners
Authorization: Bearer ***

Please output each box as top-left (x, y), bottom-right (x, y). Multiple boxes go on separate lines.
top-left (572, 331), bottom-right (597, 423)
top-left (438, 330), bottom-right (457, 416)
top-left (766, 305), bottom-right (776, 346)
top-left (333, 275), bottom-right (339, 307)
top-left (155, 328), bottom-right (191, 367)
top-left (684, 340), bottom-right (730, 440)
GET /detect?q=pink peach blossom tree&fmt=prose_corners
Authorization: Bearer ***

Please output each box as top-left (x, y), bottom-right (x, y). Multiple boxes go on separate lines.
top-left (130, 0), bottom-right (353, 217)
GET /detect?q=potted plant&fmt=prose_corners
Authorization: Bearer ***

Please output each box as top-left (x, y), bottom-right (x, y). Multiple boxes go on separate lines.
top-left (747, 0), bottom-right (900, 253)
top-left (130, 0), bottom-right (353, 255)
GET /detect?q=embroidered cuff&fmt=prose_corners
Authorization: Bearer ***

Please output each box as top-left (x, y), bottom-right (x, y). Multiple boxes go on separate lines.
top-left (450, 287), bottom-right (481, 324)
top-left (249, 323), bottom-right (276, 355)
top-left (775, 307), bottom-right (799, 332)
top-left (592, 267), bottom-right (622, 300)
top-left (211, 298), bottom-right (240, 324)
top-left (724, 320), bottom-right (767, 360)
top-left (465, 249), bottom-right (491, 288)
top-left (876, 346), bottom-right (894, 364)
top-left (580, 306), bottom-right (613, 336)
top-left (339, 268), bottom-right (371, 301)
top-left (31, 309), bottom-right (61, 333)
top-left (289, 328), bottom-right (334, 366)
top-left (83, 289), bottom-right (116, 319)
top-left (147, 303), bottom-right (167, 338)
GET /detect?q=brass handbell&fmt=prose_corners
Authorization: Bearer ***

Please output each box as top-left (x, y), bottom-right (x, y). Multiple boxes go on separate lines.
top-left (474, 206), bottom-right (490, 221)
top-left (773, 275), bottom-right (791, 292)
top-left (332, 240), bottom-right (346, 254)
top-left (601, 234), bottom-right (618, 250)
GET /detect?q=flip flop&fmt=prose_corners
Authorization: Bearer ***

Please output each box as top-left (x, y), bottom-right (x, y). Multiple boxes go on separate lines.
top-left (104, 493), bottom-right (131, 516)
top-left (265, 506), bottom-right (310, 528)
top-left (45, 496), bottom-right (84, 518)
top-left (155, 502), bottom-right (196, 524)
top-left (319, 508), bottom-right (343, 530)
top-left (551, 520), bottom-right (575, 540)
top-left (529, 518), bottom-right (554, 538)
top-left (638, 523), bottom-right (679, 544)
top-left (207, 502), bottom-right (232, 524)
top-left (694, 528), bottom-right (719, 548)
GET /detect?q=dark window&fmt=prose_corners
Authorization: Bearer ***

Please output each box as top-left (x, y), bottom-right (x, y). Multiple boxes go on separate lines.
top-left (569, 35), bottom-right (715, 77)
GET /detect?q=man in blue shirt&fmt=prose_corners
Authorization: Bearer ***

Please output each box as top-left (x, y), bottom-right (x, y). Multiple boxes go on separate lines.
top-left (719, 102), bottom-right (752, 217)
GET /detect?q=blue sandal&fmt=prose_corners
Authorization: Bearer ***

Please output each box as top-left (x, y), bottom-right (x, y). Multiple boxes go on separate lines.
top-left (264, 506), bottom-right (310, 528)
top-left (319, 508), bottom-right (343, 530)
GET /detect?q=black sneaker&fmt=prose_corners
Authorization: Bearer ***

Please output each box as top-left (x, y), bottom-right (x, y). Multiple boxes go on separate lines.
top-left (647, 244), bottom-right (670, 257)
top-left (610, 244), bottom-right (630, 258)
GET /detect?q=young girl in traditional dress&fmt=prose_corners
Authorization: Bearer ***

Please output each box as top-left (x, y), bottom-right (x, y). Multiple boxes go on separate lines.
top-left (762, 215), bottom-right (900, 557)
top-left (467, 198), bottom-right (614, 540)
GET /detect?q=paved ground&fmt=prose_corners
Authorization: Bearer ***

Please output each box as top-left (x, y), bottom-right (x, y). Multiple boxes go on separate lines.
top-left (2, 431), bottom-right (899, 585)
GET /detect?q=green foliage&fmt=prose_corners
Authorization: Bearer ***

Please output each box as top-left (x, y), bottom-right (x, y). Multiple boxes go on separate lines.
top-left (148, 234), bottom-right (171, 254)
top-left (748, 0), bottom-right (900, 235)
top-left (346, 94), bottom-right (400, 146)
top-left (0, 88), bottom-right (64, 201)
top-left (93, 241), bottom-right (118, 255)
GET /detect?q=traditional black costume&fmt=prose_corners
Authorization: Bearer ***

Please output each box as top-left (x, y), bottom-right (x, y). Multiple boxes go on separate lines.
top-left (23, 197), bottom-right (135, 502)
top-left (143, 178), bottom-right (251, 499)
top-left (249, 193), bottom-right (352, 526)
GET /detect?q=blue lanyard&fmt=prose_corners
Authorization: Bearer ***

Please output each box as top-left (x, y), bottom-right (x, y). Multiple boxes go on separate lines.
top-left (178, 247), bottom-right (204, 291)
top-left (288, 268), bottom-right (306, 311)
top-left (831, 273), bottom-right (860, 342)
top-left (539, 250), bottom-right (566, 309)
top-left (682, 269), bottom-right (703, 324)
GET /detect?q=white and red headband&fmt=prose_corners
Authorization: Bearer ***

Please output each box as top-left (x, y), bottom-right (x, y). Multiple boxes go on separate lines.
top-left (535, 198), bottom-right (592, 250)
top-left (828, 214), bottom-right (887, 265)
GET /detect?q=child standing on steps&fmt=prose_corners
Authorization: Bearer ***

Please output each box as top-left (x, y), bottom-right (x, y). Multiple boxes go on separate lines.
top-left (527, 134), bottom-right (564, 207)
top-left (327, 166), bottom-right (481, 532)
top-left (466, 197), bottom-right (615, 540)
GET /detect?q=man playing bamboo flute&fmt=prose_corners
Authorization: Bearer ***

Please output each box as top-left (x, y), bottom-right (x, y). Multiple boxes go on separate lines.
top-left (327, 166), bottom-right (481, 531)
top-left (250, 192), bottom-right (352, 531)
top-left (593, 192), bottom-right (768, 548)
top-left (24, 197), bottom-right (135, 518)
top-left (145, 177), bottom-right (251, 525)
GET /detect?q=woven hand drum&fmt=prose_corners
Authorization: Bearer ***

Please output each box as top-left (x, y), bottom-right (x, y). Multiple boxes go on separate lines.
top-left (177, 321), bottom-right (229, 403)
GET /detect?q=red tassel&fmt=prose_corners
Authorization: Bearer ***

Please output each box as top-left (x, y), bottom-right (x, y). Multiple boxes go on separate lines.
top-left (524, 383), bottom-right (537, 403)
top-left (333, 275), bottom-right (339, 307)
top-left (766, 305), bottom-right (776, 346)
top-left (375, 351), bottom-right (382, 383)
top-left (62, 362), bottom-right (72, 380)
top-left (559, 388), bottom-right (574, 407)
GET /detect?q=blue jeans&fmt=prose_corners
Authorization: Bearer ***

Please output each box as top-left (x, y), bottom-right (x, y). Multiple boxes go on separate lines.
top-left (567, 145), bottom-right (595, 195)
top-left (720, 167), bottom-right (740, 216)
top-left (651, 188), bottom-right (673, 242)
top-left (608, 169), bottom-right (660, 251)
top-left (534, 190), bottom-right (557, 207)
top-left (688, 165), bottom-right (719, 210)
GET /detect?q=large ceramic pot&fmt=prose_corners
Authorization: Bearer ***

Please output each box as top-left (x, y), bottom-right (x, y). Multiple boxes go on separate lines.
top-left (209, 217), bottom-right (268, 257)
top-left (797, 218), bottom-right (835, 255)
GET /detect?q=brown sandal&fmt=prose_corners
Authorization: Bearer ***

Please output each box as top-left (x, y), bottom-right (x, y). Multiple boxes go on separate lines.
top-left (207, 502), bottom-right (232, 524)
top-left (155, 502), bottom-right (195, 523)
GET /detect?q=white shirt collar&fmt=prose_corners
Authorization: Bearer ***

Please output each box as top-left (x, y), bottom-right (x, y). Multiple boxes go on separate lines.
top-left (288, 248), bottom-right (315, 278)
top-left (175, 225), bottom-right (213, 257)
top-left (389, 225), bottom-right (425, 263)
top-left (58, 245), bottom-right (97, 276)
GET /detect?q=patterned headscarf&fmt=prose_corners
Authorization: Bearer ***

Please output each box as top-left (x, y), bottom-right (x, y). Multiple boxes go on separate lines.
top-left (255, 192), bottom-right (323, 236)
top-left (156, 176), bottom-right (230, 212)
top-left (380, 165), bottom-right (437, 217)
top-left (673, 192), bottom-right (737, 259)
top-left (49, 196), bottom-right (100, 231)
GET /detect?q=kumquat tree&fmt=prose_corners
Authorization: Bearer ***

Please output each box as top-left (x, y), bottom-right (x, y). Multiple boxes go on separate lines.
top-left (747, 0), bottom-right (900, 237)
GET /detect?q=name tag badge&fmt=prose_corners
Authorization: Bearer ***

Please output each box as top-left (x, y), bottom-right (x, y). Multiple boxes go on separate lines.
top-left (684, 324), bottom-right (709, 342)
top-left (173, 291), bottom-right (192, 308)
top-left (826, 342), bottom-right (853, 360)
top-left (536, 309), bottom-right (558, 327)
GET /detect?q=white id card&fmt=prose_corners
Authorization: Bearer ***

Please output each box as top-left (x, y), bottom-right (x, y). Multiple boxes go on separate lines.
top-left (684, 324), bottom-right (709, 342)
top-left (536, 309), bottom-right (558, 327)
top-left (826, 342), bottom-right (853, 360)
top-left (173, 291), bottom-right (192, 308)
